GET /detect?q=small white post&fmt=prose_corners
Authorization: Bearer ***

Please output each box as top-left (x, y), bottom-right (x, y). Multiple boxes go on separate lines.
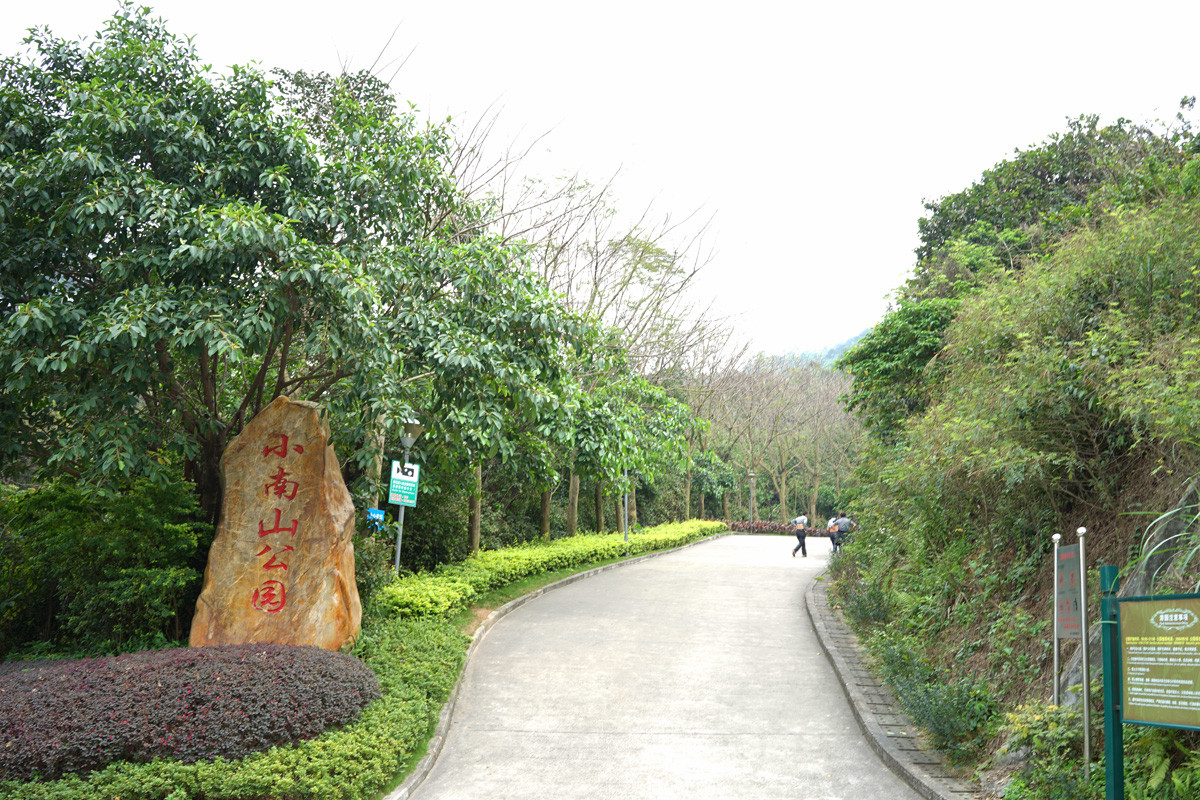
top-left (1078, 526), bottom-right (1091, 780)
top-left (1052, 532), bottom-right (1062, 707)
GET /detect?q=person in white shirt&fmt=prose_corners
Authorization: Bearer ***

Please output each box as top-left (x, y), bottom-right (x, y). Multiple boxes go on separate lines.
top-left (789, 514), bottom-right (808, 557)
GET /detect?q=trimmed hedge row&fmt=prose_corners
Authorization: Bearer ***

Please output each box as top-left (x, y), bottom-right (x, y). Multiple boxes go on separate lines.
top-left (1, 618), bottom-right (468, 800)
top-left (1, 645), bottom-right (380, 782)
top-left (0, 520), bottom-right (727, 799)
top-left (374, 520), bottom-right (729, 619)
top-left (725, 520), bottom-right (835, 535)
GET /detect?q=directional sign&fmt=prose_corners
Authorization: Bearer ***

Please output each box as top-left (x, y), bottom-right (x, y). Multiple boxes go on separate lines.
top-left (389, 461), bottom-right (420, 508)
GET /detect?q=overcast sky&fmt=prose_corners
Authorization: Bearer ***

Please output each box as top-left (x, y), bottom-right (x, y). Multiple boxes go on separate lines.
top-left (4, 1), bottom-right (1198, 356)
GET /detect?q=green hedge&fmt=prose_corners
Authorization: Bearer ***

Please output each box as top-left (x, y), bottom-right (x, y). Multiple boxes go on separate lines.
top-left (1, 520), bottom-right (727, 799)
top-left (374, 521), bottom-right (728, 619)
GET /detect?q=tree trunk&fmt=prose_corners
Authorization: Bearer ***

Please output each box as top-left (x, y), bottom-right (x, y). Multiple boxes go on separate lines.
top-left (616, 495), bottom-right (625, 535)
top-left (469, 461), bottom-right (482, 553)
top-left (808, 436), bottom-right (822, 520)
top-left (684, 464), bottom-right (693, 519)
top-left (540, 489), bottom-right (552, 541)
top-left (699, 493), bottom-right (705, 519)
top-left (594, 481), bottom-right (605, 533)
top-left (629, 484), bottom-right (638, 528)
top-left (567, 471), bottom-right (579, 535)
top-left (366, 413), bottom-right (387, 509)
top-left (809, 472), bottom-right (820, 521)
top-left (722, 494), bottom-right (728, 520)
top-left (776, 471), bottom-right (789, 522)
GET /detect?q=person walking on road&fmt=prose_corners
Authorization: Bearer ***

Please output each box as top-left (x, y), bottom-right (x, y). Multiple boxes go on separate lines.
top-left (831, 511), bottom-right (856, 553)
top-left (790, 513), bottom-right (808, 557)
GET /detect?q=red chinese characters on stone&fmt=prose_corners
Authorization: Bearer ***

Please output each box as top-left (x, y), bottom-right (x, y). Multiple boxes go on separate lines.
top-left (265, 467), bottom-right (300, 501)
top-left (262, 434), bottom-right (304, 459)
top-left (251, 580), bottom-right (287, 613)
top-left (190, 396), bottom-right (362, 650)
top-left (256, 544), bottom-right (294, 570)
top-left (257, 508), bottom-right (299, 538)
top-left (251, 433), bottom-right (305, 612)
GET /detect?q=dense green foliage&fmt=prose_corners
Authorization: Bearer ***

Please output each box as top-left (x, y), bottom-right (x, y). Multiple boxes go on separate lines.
top-left (0, 5), bottom-right (590, 523)
top-left (836, 297), bottom-right (959, 444)
top-left (1, 644), bottom-right (380, 782)
top-left (835, 103), bottom-right (1200, 795)
top-left (0, 477), bottom-right (211, 658)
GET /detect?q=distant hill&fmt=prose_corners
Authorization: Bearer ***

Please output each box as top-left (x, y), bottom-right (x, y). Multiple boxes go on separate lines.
top-left (780, 328), bottom-right (870, 368)
top-left (763, 329), bottom-right (872, 371)
top-left (812, 329), bottom-right (870, 366)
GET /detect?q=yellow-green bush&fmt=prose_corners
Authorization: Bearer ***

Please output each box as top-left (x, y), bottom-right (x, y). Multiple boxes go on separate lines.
top-left (374, 521), bottom-right (727, 619)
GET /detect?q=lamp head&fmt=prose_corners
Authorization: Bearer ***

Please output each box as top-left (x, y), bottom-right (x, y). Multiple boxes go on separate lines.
top-left (399, 421), bottom-right (425, 452)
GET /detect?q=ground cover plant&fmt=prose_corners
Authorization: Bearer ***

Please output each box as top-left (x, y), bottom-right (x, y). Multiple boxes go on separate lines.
top-left (725, 520), bottom-right (822, 534)
top-left (0, 520), bottom-right (726, 799)
top-left (0, 645), bottom-right (381, 782)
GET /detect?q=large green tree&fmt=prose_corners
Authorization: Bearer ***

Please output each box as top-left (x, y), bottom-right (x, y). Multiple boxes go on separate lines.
top-left (0, 6), bottom-right (584, 518)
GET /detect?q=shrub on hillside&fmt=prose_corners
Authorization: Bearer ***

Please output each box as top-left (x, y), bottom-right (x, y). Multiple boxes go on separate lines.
top-left (0, 644), bottom-right (381, 782)
top-left (871, 632), bottom-right (998, 760)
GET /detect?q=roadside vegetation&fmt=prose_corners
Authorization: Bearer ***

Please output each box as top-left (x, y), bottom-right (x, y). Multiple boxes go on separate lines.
top-left (0, 519), bottom-right (726, 798)
top-left (833, 103), bottom-right (1200, 796)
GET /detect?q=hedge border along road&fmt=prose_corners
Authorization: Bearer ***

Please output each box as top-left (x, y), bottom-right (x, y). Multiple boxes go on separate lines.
top-left (1, 520), bottom-right (729, 800)
top-left (385, 524), bottom-right (731, 800)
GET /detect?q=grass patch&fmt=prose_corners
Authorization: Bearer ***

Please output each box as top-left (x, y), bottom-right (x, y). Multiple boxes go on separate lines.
top-left (448, 556), bottom-right (625, 633)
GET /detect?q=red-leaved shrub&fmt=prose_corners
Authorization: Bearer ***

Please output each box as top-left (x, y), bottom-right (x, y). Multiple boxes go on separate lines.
top-left (0, 644), bottom-right (381, 781)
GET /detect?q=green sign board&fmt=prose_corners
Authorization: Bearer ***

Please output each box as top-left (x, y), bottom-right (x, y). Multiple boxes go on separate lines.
top-left (1120, 595), bottom-right (1200, 730)
top-left (388, 461), bottom-right (420, 508)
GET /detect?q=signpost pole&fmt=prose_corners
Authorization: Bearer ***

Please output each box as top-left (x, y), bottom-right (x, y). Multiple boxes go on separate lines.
top-left (390, 427), bottom-right (423, 574)
top-left (1079, 527), bottom-right (1091, 779)
top-left (1053, 532), bottom-right (1062, 707)
top-left (1100, 564), bottom-right (1123, 800)
top-left (393, 504), bottom-right (406, 573)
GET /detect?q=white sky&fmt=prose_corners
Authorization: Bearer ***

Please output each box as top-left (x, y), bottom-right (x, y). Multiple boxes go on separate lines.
top-left (3, 1), bottom-right (1198, 356)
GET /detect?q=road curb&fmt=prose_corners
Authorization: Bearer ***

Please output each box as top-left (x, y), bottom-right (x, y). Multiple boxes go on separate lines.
top-left (805, 575), bottom-right (978, 800)
top-left (384, 532), bottom-right (732, 800)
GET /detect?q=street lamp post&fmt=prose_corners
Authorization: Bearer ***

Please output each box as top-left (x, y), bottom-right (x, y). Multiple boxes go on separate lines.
top-left (393, 421), bottom-right (425, 574)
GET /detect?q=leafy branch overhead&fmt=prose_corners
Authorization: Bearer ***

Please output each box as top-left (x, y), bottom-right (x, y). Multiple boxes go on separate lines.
top-left (0, 6), bottom-right (590, 516)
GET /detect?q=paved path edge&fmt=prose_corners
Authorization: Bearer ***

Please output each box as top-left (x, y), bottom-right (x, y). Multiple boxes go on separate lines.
top-left (383, 532), bottom-right (734, 800)
top-left (805, 575), bottom-right (978, 800)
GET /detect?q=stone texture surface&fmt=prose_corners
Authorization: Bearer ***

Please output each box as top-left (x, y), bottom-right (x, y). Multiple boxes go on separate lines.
top-left (190, 397), bottom-right (361, 650)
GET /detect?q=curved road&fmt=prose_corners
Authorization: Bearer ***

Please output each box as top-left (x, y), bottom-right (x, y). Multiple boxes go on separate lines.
top-left (408, 535), bottom-right (922, 799)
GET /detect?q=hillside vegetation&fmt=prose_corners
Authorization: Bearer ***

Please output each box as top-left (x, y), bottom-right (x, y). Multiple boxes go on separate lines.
top-left (835, 107), bottom-right (1200, 797)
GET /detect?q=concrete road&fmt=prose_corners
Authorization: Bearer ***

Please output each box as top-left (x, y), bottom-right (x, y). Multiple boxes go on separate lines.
top-left (408, 534), bottom-right (923, 800)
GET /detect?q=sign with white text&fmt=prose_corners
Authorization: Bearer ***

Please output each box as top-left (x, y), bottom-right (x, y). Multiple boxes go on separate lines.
top-left (388, 461), bottom-right (420, 508)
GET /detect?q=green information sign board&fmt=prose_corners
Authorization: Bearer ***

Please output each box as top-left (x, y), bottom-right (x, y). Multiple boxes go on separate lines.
top-left (388, 461), bottom-right (420, 508)
top-left (1120, 595), bottom-right (1200, 730)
